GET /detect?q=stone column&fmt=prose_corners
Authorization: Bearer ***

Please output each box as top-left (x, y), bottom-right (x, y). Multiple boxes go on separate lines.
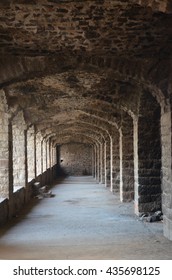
top-left (104, 141), bottom-right (107, 187)
top-left (96, 143), bottom-right (100, 181)
top-left (94, 145), bottom-right (97, 179)
top-left (92, 145), bottom-right (95, 177)
top-left (42, 139), bottom-right (47, 173)
top-left (12, 111), bottom-right (26, 189)
top-left (100, 142), bottom-right (103, 183)
top-left (46, 140), bottom-right (49, 170)
top-left (121, 113), bottom-right (134, 201)
top-left (161, 108), bottom-right (172, 240)
top-left (119, 128), bottom-right (123, 201)
top-left (0, 91), bottom-right (13, 199)
top-left (110, 136), bottom-right (113, 192)
top-left (134, 92), bottom-right (161, 214)
top-left (101, 140), bottom-right (106, 184)
top-left (133, 117), bottom-right (139, 214)
top-left (27, 126), bottom-right (36, 182)
top-left (105, 135), bottom-right (111, 188)
top-left (36, 132), bottom-right (42, 177)
top-left (112, 130), bottom-right (120, 193)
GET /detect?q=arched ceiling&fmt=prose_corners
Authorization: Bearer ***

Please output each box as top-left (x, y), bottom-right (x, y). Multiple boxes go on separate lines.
top-left (0, 0), bottom-right (171, 56)
top-left (0, 0), bottom-right (171, 145)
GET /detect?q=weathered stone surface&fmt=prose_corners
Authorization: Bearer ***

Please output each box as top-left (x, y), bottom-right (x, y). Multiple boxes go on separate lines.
top-left (0, 0), bottom-right (172, 242)
top-left (60, 142), bottom-right (92, 176)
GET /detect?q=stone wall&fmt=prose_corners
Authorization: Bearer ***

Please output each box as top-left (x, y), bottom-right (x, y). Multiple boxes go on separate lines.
top-left (60, 143), bottom-right (93, 176)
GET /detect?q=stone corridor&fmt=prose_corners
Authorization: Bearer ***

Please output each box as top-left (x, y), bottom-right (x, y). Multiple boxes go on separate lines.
top-left (0, 176), bottom-right (172, 260)
top-left (0, 0), bottom-right (172, 258)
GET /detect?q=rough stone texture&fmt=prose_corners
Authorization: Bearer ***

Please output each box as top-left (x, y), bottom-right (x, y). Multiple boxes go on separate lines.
top-left (0, 91), bottom-right (11, 198)
top-left (42, 139), bottom-right (47, 173)
top-left (35, 131), bottom-right (42, 176)
top-left (0, 1), bottom-right (171, 57)
top-left (121, 112), bottom-right (134, 202)
top-left (27, 126), bottom-right (36, 181)
top-left (161, 109), bottom-right (172, 240)
top-left (12, 187), bottom-right (25, 217)
top-left (112, 131), bottom-right (120, 193)
top-left (105, 136), bottom-right (111, 188)
top-left (0, 198), bottom-right (8, 226)
top-left (60, 143), bottom-right (92, 176)
top-left (137, 91), bottom-right (162, 213)
top-left (0, 0), bottom-right (172, 241)
top-left (12, 111), bottom-right (26, 188)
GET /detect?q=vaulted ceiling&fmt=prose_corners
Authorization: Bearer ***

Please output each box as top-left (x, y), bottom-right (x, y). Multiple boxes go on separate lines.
top-left (0, 0), bottom-right (172, 143)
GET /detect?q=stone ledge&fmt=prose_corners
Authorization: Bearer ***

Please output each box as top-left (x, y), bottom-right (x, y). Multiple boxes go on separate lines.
top-left (0, 197), bottom-right (7, 203)
top-left (13, 185), bottom-right (24, 192)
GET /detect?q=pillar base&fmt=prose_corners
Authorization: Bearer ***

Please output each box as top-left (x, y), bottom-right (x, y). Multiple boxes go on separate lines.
top-left (164, 216), bottom-right (172, 240)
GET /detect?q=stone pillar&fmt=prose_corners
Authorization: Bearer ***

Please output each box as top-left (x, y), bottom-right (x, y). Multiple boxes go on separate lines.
top-left (53, 146), bottom-right (57, 165)
top-left (42, 139), bottom-right (47, 173)
top-left (100, 142), bottom-right (103, 183)
top-left (94, 145), bottom-right (97, 179)
top-left (0, 91), bottom-right (12, 199)
top-left (112, 130), bottom-right (120, 193)
top-left (95, 144), bottom-right (99, 181)
top-left (27, 126), bottom-right (36, 182)
top-left (101, 140), bottom-right (106, 184)
top-left (49, 140), bottom-right (54, 181)
top-left (161, 108), bottom-right (172, 240)
top-left (36, 132), bottom-right (42, 177)
top-left (105, 136), bottom-right (111, 188)
top-left (121, 113), bottom-right (134, 201)
top-left (133, 117), bottom-right (139, 214)
top-left (104, 141), bottom-right (107, 187)
top-left (92, 145), bottom-right (95, 177)
top-left (96, 143), bottom-right (99, 181)
top-left (119, 128), bottom-right (123, 201)
top-left (12, 111), bottom-right (26, 189)
top-left (109, 136), bottom-right (113, 191)
top-left (49, 140), bottom-right (52, 168)
top-left (134, 92), bottom-right (161, 214)
top-left (46, 140), bottom-right (49, 170)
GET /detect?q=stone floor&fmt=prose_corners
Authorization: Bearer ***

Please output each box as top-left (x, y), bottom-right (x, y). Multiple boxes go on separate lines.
top-left (0, 176), bottom-right (172, 260)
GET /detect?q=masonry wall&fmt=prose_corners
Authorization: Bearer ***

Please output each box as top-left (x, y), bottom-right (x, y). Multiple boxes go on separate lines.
top-left (60, 143), bottom-right (93, 176)
top-left (137, 91), bottom-right (162, 213)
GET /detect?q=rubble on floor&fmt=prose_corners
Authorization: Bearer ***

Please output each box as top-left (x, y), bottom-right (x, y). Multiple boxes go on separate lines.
top-left (140, 211), bottom-right (163, 223)
top-left (32, 182), bottom-right (55, 199)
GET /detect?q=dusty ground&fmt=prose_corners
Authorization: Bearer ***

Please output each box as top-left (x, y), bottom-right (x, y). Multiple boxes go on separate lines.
top-left (0, 176), bottom-right (172, 260)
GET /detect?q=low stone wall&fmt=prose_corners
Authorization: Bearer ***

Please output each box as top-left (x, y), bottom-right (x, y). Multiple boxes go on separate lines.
top-left (0, 198), bottom-right (8, 225)
top-left (0, 166), bottom-right (57, 226)
top-left (12, 187), bottom-right (25, 217)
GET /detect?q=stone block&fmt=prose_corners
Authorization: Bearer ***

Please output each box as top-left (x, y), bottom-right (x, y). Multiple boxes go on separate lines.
top-left (163, 216), bottom-right (172, 241)
top-left (0, 198), bottom-right (8, 225)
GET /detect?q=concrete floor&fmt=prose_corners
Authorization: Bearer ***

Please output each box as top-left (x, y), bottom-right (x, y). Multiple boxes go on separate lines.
top-left (0, 176), bottom-right (172, 260)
